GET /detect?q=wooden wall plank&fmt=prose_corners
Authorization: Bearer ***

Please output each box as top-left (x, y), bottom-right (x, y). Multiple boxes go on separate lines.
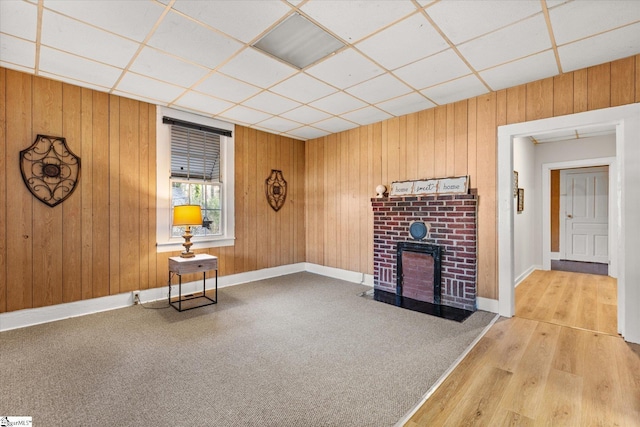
top-left (348, 129), bottom-right (361, 272)
top-left (573, 69), bottom-right (588, 113)
top-left (5, 70), bottom-right (33, 311)
top-left (417, 109), bottom-right (435, 178)
top-left (109, 95), bottom-right (120, 295)
top-left (496, 89), bottom-right (507, 127)
top-left (636, 54), bottom-right (640, 102)
top-left (255, 130), bottom-right (268, 270)
top-left (61, 83), bottom-right (83, 303)
top-left (245, 128), bottom-right (258, 272)
top-left (138, 102), bottom-right (150, 290)
top-left (587, 63), bottom-right (611, 111)
top-left (80, 88), bottom-right (93, 300)
top-left (32, 76), bottom-right (64, 308)
top-left (550, 169), bottom-right (560, 253)
top-left (92, 92), bottom-right (110, 298)
top-left (434, 106), bottom-right (447, 178)
top-left (339, 132), bottom-right (349, 270)
top-left (446, 103), bottom-right (456, 176)
top-left (405, 113), bottom-right (418, 180)
top-left (147, 105), bottom-right (157, 288)
top-left (235, 126), bottom-right (247, 273)
top-left (0, 68), bottom-right (6, 312)
top-left (610, 56), bottom-right (635, 107)
top-left (553, 73), bottom-right (574, 117)
top-left (360, 125), bottom-right (371, 274)
top-left (506, 85), bottom-right (526, 124)
top-left (293, 139), bottom-right (306, 263)
top-left (526, 77), bottom-right (554, 121)
top-left (467, 99), bottom-right (478, 189)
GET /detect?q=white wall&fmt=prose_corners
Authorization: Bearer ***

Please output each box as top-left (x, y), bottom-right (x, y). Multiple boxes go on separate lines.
top-left (513, 137), bottom-right (537, 282)
top-left (532, 135), bottom-right (616, 267)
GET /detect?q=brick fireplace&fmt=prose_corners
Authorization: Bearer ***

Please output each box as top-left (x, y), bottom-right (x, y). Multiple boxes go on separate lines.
top-left (372, 193), bottom-right (478, 312)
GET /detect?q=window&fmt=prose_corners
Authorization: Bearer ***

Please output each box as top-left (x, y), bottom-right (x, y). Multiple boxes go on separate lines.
top-left (156, 107), bottom-right (235, 252)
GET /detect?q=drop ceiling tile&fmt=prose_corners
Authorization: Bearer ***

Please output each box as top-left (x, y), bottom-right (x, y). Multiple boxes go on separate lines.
top-left (195, 73), bottom-right (261, 103)
top-left (457, 14), bottom-right (550, 71)
top-left (285, 126), bottom-right (330, 140)
top-left (130, 47), bottom-right (209, 88)
top-left (0, 61), bottom-right (34, 75)
top-left (377, 92), bottom-right (435, 116)
top-left (394, 49), bottom-right (472, 90)
top-left (43, 0), bottom-right (165, 42)
top-left (356, 13), bottom-right (448, 70)
top-left (313, 116), bottom-right (358, 133)
top-left (116, 72), bottom-right (186, 104)
top-left (421, 75), bottom-right (488, 105)
top-left (0, 0), bottom-right (37, 41)
top-left (41, 10), bottom-right (139, 68)
top-left (480, 50), bottom-right (558, 91)
top-left (111, 90), bottom-right (166, 106)
top-left (550, 1), bottom-right (640, 45)
top-left (270, 73), bottom-right (337, 104)
top-left (309, 91), bottom-right (367, 115)
top-left (280, 105), bottom-right (332, 123)
top-left (170, 0), bottom-right (291, 43)
top-left (39, 46), bottom-right (122, 88)
top-left (218, 48), bottom-right (297, 89)
top-left (38, 71), bottom-right (111, 92)
top-left (255, 116), bottom-right (301, 133)
top-left (300, 0), bottom-right (417, 43)
top-left (219, 105), bottom-right (272, 125)
top-left (306, 49), bottom-right (384, 89)
top-left (346, 73), bottom-right (412, 104)
top-left (426, 0), bottom-right (541, 45)
top-left (558, 23), bottom-right (640, 72)
top-left (173, 91), bottom-right (234, 116)
top-left (0, 34), bottom-right (36, 70)
top-left (244, 91), bottom-right (301, 115)
top-left (148, 10), bottom-right (243, 69)
top-left (341, 106), bottom-right (393, 126)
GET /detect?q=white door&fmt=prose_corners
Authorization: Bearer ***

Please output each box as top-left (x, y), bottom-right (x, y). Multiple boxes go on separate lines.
top-left (562, 167), bottom-right (609, 263)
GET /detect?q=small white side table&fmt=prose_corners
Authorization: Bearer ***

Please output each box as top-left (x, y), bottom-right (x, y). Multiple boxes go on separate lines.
top-left (168, 254), bottom-right (218, 312)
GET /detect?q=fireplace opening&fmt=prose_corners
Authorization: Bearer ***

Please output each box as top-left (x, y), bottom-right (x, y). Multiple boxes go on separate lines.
top-left (397, 242), bottom-right (441, 304)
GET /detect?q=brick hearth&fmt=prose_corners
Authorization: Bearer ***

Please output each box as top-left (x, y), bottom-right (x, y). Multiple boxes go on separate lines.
top-left (372, 194), bottom-right (478, 311)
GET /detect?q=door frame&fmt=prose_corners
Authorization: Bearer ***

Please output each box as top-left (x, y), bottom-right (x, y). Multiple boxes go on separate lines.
top-left (497, 103), bottom-right (640, 343)
top-left (545, 161), bottom-right (616, 272)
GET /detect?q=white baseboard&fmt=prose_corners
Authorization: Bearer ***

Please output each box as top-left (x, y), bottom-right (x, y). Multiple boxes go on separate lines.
top-left (1, 263), bottom-right (380, 332)
top-left (514, 265), bottom-right (541, 288)
top-left (476, 297), bottom-right (499, 313)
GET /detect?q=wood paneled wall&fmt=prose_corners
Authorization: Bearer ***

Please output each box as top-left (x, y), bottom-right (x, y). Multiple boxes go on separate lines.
top-left (305, 55), bottom-right (640, 300)
top-left (0, 68), bottom-right (306, 313)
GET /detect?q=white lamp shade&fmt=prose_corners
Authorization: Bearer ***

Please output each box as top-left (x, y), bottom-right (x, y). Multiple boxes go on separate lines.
top-left (173, 205), bottom-right (202, 226)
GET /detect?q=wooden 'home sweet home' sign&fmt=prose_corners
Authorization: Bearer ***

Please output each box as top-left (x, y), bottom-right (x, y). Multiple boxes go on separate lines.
top-left (390, 176), bottom-right (469, 196)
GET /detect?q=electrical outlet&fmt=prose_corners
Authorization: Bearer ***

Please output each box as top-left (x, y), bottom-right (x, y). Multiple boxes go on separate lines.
top-left (133, 290), bottom-right (140, 305)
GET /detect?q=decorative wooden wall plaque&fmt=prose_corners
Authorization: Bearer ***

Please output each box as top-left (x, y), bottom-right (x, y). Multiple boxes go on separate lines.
top-left (20, 134), bottom-right (81, 207)
top-left (265, 169), bottom-right (287, 212)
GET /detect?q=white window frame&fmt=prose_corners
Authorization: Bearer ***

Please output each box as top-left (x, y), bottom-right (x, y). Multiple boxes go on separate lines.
top-left (156, 106), bottom-right (235, 252)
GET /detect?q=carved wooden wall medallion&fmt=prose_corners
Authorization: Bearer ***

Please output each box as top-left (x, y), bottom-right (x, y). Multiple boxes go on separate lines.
top-left (265, 169), bottom-right (287, 212)
top-left (20, 135), bottom-right (81, 207)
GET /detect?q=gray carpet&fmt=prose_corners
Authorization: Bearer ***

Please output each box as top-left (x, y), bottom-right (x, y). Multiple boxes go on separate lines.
top-left (0, 272), bottom-right (495, 427)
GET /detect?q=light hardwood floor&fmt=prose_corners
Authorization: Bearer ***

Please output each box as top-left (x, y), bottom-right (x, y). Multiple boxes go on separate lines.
top-left (405, 271), bottom-right (640, 426)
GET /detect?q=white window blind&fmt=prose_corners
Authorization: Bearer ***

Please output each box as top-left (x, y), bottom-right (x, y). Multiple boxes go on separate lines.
top-left (170, 126), bottom-right (220, 182)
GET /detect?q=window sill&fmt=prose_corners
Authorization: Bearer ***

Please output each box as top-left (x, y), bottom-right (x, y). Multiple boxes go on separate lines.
top-left (156, 237), bottom-right (235, 253)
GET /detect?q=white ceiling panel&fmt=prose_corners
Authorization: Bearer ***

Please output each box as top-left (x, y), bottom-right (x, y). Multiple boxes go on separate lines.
top-left (130, 47), bottom-right (209, 89)
top-left (116, 72), bottom-right (186, 104)
top-left (1, 0), bottom-right (638, 140)
top-left (341, 106), bottom-right (393, 126)
top-left (0, 34), bottom-right (36, 70)
top-left (309, 91), bottom-right (367, 115)
top-left (550, 1), bottom-right (640, 45)
top-left (41, 10), bottom-right (139, 68)
top-left (313, 116), bottom-right (358, 133)
top-left (219, 105), bottom-right (272, 125)
top-left (43, 0), bottom-right (165, 42)
top-left (270, 73), bottom-right (337, 104)
top-left (394, 49), bottom-right (472, 90)
top-left (425, 0), bottom-right (541, 45)
top-left (148, 10), bottom-right (243, 69)
top-left (170, 0), bottom-right (291, 43)
top-left (244, 91), bottom-right (301, 115)
top-left (346, 73), bottom-right (412, 104)
top-left (39, 46), bottom-right (122, 88)
top-left (255, 116), bottom-right (301, 133)
top-left (457, 14), bottom-right (551, 71)
top-left (377, 92), bottom-right (435, 117)
top-left (300, 0), bottom-right (417, 43)
top-left (172, 91), bottom-right (234, 116)
top-left (356, 12), bottom-right (449, 70)
top-left (306, 48), bottom-right (384, 89)
top-left (195, 74), bottom-right (261, 103)
top-left (421, 74), bottom-right (489, 105)
top-left (0, 0), bottom-right (37, 41)
top-left (280, 105), bottom-right (332, 124)
top-left (218, 48), bottom-right (297, 89)
top-left (558, 23), bottom-right (640, 72)
top-left (480, 50), bottom-right (558, 91)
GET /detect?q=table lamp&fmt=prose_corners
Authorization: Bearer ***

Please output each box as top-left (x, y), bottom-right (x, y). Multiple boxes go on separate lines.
top-left (173, 204), bottom-right (202, 258)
